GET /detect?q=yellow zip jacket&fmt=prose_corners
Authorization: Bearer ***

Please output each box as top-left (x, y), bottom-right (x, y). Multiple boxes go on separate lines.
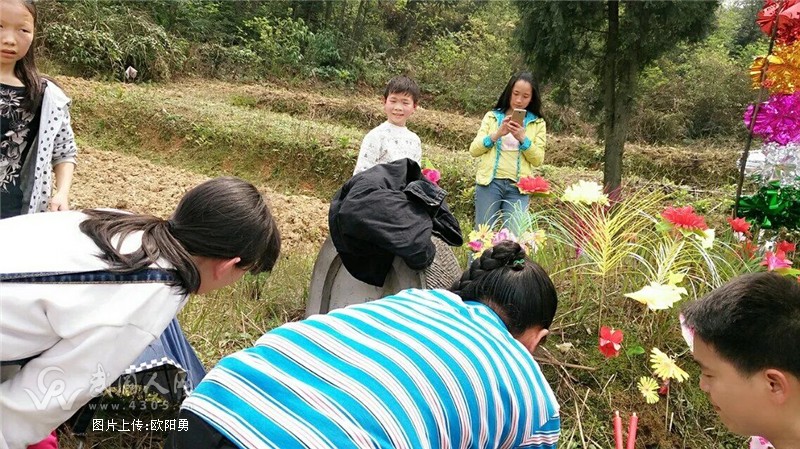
top-left (469, 110), bottom-right (546, 186)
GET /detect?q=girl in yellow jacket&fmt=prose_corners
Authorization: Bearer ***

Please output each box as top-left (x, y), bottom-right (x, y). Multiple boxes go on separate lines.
top-left (469, 72), bottom-right (545, 227)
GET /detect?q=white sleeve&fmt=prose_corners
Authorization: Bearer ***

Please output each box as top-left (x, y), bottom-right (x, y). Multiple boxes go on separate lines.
top-left (353, 130), bottom-right (383, 175)
top-left (412, 133), bottom-right (422, 164)
top-left (0, 325), bottom-right (157, 448)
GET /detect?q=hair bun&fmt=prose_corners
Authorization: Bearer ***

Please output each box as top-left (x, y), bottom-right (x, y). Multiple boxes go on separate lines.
top-left (481, 240), bottom-right (527, 271)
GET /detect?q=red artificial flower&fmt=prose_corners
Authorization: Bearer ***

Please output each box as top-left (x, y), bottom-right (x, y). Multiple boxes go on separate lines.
top-left (658, 378), bottom-right (671, 397)
top-left (762, 250), bottom-right (793, 271)
top-left (727, 217), bottom-right (751, 235)
top-left (422, 168), bottom-right (441, 186)
top-left (516, 176), bottom-right (551, 195)
top-left (739, 239), bottom-right (759, 261)
top-left (598, 326), bottom-right (624, 358)
top-left (661, 206), bottom-right (709, 231)
top-left (777, 241), bottom-right (797, 254)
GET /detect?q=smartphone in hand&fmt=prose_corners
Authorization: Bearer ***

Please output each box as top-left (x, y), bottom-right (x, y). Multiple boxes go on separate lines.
top-left (511, 108), bottom-right (526, 126)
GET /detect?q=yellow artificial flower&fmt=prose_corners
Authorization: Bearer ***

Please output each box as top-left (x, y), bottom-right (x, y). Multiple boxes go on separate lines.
top-left (650, 348), bottom-right (690, 382)
top-left (624, 282), bottom-right (688, 311)
top-left (520, 229), bottom-right (547, 254)
top-left (637, 376), bottom-right (660, 404)
top-left (468, 224), bottom-right (494, 243)
top-left (561, 180), bottom-right (610, 206)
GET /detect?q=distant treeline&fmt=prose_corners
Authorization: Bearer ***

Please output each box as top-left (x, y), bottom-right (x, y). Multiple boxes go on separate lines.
top-left (38, 0), bottom-right (766, 143)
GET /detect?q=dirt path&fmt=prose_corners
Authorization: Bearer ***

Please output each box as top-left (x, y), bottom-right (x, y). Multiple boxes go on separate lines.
top-left (70, 146), bottom-right (329, 254)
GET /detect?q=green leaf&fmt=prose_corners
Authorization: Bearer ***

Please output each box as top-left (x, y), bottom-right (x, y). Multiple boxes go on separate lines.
top-left (626, 345), bottom-right (646, 356)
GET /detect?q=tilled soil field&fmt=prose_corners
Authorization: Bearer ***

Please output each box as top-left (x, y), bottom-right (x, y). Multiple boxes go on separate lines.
top-left (70, 146), bottom-right (329, 255)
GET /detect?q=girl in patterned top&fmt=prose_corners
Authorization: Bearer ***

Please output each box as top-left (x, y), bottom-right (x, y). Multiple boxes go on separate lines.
top-left (0, 0), bottom-right (77, 219)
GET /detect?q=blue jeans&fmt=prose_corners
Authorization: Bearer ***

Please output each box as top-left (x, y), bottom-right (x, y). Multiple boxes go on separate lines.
top-left (474, 179), bottom-right (530, 228)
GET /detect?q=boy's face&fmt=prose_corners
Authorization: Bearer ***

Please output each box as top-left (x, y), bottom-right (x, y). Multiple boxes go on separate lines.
top-left (383, 92), bottom-right (417, 127)
top-left (693, 337), bottom-right (775, 437)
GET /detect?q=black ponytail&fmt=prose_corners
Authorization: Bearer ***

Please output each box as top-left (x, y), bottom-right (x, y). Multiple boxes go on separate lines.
top-left (450, 240), bottom-right (557, 335)
top-left (80, 177), bottom-right (281, 295)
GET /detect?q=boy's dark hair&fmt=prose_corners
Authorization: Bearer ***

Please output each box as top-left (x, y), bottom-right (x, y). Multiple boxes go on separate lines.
top-left (15, 0), bottom-right (45, 111)
top-left (682, 272), bottom-right (800, 377)
top-left (383, 75), bottom-right (420, 104)
top-left (494, 71), bottom-right (543, 120)
top-left (80, 177), bottom-right (281, 295)
top-left (450, 240), bottom-right (558, 336)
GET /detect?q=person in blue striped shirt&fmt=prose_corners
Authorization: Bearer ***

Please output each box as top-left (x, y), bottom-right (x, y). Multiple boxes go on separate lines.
top-left (168, 240), bottom-right (560, 449)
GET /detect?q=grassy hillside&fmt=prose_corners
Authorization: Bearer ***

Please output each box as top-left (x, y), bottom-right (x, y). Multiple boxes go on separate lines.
top-left (63, 77), bottom-right (741, 215)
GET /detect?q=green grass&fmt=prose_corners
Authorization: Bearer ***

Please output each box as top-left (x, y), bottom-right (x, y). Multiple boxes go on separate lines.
top-left (179, 253), bottom-right (314, 366)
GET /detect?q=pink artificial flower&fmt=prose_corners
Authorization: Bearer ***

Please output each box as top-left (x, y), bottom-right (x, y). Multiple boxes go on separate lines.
top-left (492, 228), bottom-right (516, 245)
top-left (727, 217), bottom-right (751, 235)
top-left (468, 240), bottom-right (484, 252)
top-left (598, 326), bottom-right (624, 358)
top-left (777, 241), bottom-right (797, 254)
top-left (743, 92), bottom-right (800, 145)
top-left (422, 168), bottom-right (441, 186)
top-left (750, 436), bottom-right (775, 449)
top-left (661, 206), bottom-right (709, 231)
top-left (762, 250), bottom-right (793, 271)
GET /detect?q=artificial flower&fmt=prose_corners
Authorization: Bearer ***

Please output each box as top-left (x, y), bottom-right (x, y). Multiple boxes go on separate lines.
top-left (658, 378), bottom-right (671, 396)
top-left (757, 0), bottom-right (800, 45)
top-left (660, 205), bottom-right (709, 231)
top-left (468, 224), bottom-right (494, 243)
top-left (777, 240), bottom-right (797, 254)
top-left (762, 250), bottom-right (793, 271)
top-left (561, 180), bottom-right (609, 206)
top-left (422, 168), bottom-right (441, 186)
top-left (598, 326), bottom-right (624, 358)
top-left (727, 217), bottom-right (751, 234)
top-left (492, 228), bottom-right (517, 245)
top-left (467, 224), bottom-right (495, 257)
top-left (679, 313), bottom-right (695, 352)
top-left (749, 44), bottom-right (800, 94)
top-left (520, 229), bottom-right (547, 254)
top-left (637, 377), bottom-right (660, 404)
top-left (650, 348), bottom-right (690, 382)
top-left (516, 175), bottom-right (551, 195)
top-left (739, 239), bottom-right (759, 261)
top-left (468, 240), bottom-right (484, 253)
top-left (737, 181), bottom-right (800, 230)
top-left (750, 436), bottom-right (775, 449)
top-left (693, 228), bottom-right (715, 249)
top-left (743, 92), bottom-right (800, 145)
top-left (625, 281), bottom-right (688, 311)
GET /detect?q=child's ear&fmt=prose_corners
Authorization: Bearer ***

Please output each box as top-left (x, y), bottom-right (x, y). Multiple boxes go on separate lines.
top-left (764, 369), bottom-right (792, 404)
top-left (518, 327), bottom-right (549, 354)
top-left (214, 257), bottom-right (242, 280)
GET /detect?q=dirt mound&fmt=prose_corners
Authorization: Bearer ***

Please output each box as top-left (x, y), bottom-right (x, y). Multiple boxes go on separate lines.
top-left (70, 147), bottom-right (329, 254)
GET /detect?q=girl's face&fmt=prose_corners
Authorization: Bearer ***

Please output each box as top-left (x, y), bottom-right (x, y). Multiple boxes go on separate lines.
top-left (510, 79), bottom-right (533, 111)
top-left (0, 0), bottom-right (35, 67)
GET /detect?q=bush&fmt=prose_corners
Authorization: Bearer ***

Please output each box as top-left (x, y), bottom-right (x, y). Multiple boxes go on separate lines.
top-left (39, 1), bottom-right (185, 81)
top-left (630, 46), bottom-right (752, 143)
top-left (244, 15), bottom-right (312, 74)
top-left (404, 4), bottom-right (520, 114)
top-left (184, 43), bottom-right (264, 80)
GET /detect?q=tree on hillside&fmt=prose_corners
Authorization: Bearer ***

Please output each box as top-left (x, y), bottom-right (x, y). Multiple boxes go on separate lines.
top-left (517, 1), bottom-right (719, 190)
